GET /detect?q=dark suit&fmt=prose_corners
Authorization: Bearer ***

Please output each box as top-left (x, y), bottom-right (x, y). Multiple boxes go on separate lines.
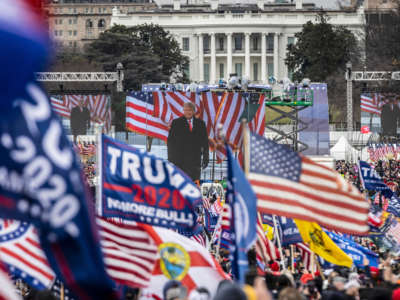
top-left (167, 116), bottom-right (209, 181)
top-left (70, 106), bottom-right (91, 136)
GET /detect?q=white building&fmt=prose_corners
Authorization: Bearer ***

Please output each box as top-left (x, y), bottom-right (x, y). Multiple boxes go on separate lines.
top-left (111, 0), bottom-right (365, 84)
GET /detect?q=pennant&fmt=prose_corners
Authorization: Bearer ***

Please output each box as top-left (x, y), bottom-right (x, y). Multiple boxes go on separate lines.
top-left (295, 219), bottom-right (353, 268)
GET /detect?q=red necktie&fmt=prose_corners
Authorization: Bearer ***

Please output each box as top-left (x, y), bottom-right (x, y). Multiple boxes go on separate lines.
top-left (188, 119), bottom-right (192, 132)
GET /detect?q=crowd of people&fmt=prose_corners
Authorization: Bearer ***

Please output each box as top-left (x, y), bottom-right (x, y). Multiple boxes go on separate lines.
top-left (11, 158), bottom-right (400, 300)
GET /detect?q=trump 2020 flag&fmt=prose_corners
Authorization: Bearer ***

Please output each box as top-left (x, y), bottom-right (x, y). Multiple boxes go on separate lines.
top-left (226, 146), bottom-right (257, 283)
top-left (249, 132), bottom-right (369, 235)
top-left (101, 135), bottom-right (202, 233)
top-left (359, 160), bottom-right (400, 217)
top-left (0, 3), bottom-right (117, 298)
top-left (358, 160), bottom-right (392, 195)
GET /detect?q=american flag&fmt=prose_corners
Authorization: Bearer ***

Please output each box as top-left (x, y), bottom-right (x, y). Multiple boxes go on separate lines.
top-left (50, 94), bottom-right (112, 131)
top-left (248, 132), bottom-right (369, 235)
top-left (295, 243), bottom-right (315, 272)
top-left (387, 217), bottom-right (400, 245)
top-left (0, 220), bottom-right (55, 289)
top-left (256, 214), bottom-right (277, 265)
top-left (97, 218), bottom-right (158, 289)
top-left (0, 262), bottom-right (20, 300)
top-left (190, 233), bottom-right (207, 248)
top-left (360, 94), bottom-right (381, 115)
top-left (126, 91), bottom-right (169, 141)
top-left (248, 95), bottom-right (266, 137)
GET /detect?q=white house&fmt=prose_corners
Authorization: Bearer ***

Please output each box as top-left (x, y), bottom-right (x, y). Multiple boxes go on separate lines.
top-left (111, 0), bottom-right (365, 84)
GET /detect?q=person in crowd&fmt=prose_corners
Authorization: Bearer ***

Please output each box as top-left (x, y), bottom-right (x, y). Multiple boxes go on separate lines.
top-left (167, 102), bottom-right (209, 182)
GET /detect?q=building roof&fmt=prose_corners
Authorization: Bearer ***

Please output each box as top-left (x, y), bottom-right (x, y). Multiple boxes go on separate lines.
top-left (155, 0), bottom-right (355, 10)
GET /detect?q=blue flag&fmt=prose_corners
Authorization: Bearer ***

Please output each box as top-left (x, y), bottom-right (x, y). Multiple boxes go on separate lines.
top-left (278, 217), bottom-right (303, 246)
top-left (326, 231), bottom-right (379, 268)
top-left (359, 160), bottom-right (392, 195)
top-left (101, 135), bottom-right (201, 233)
top-left (0, 6), bottom-right (116, 299)
top-left (226, 146), bottom-right (257, 283)
top-left (359, 160), bottom-right (400, 217)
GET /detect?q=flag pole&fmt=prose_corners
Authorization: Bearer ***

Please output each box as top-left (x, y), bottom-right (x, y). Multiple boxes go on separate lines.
top-left (95, 123), bottom-right (103, 216)
top-left (290, 244), bottom-right (295, 273)
top-left (60, 283), bottom-right (64, 300)
top-left (241, 119), bottom-right (250, 175)
top-left (273, 215), bottom-right (286, 270)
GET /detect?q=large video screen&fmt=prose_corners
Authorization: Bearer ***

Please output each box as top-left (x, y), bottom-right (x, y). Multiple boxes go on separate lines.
top-left (50, 94), bottom-right (112, 135)
top-left (361, 93), bottom-right (400, 136)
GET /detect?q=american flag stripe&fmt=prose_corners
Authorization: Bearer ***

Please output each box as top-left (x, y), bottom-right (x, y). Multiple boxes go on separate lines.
top-left (153, 91), bottom-right (173, 124)
top-left (190, 234), bottom-right (206, 248)
top-left (201, 92), bottom-right (221, 140)
top-left (98, 218), bottom-right (159, 289)
top-left (256, 214), bottom-right (277, 264)
top-left (249, 95), bottom-right (266, 136)
top-left (126, 95), bottom-right (169, 141)
top-left (361, 94), bottom-right (381, 115)
top-left (0, 224), bottom-right (55, 288)
top-left (295, 243), bottom-right (314, 272)
top-left (50, 96), bottom-right (70, 118)
top-left (250, 134), bottom-right (369, 235)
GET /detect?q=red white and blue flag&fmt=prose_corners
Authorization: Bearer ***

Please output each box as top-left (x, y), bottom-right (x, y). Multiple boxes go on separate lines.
top-left (0, 2), bottom-right (117, 298)
top-left (249, 133), bottom-right (369, 235)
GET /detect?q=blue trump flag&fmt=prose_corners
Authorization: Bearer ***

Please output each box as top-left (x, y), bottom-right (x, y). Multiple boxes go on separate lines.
top-left (0, 4), bottom-right (116, 300)
top-left (278, 217), bottom-right (303, 246)
top-left (226, 146), bottom-right (257, 283)
top-left (359, 160), bottom-right (392, 195)
top-left (359, 160), bottom-right (400, 217)
top-left (101, 135), bottom-right (201, 233)
top-left (326, 231), bottom-right (379, 268)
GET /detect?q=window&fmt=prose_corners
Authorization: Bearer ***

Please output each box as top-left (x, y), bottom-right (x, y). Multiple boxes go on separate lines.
top-left (73, 8), bottom-right (77, 13)
top-left (69, 19), bottom-right (72, 25)
top-left (268, 63), bottom-right (274, 78)
top-left (73, 41), bottom-right (77, 48)
top-left (85, 8), bottom-right (89, 13)
top-left (74, 19), bottom-right (77, 24)
top-left (234, 36), bottom-right (242, 51)
top-left (267, 35), bottom-right (274, 52)
top-left (55, 19), bottom-right (58, 25)
top-left (103, 8), bottom-right (107, 12)
top-left (59, 19), bottom-right (63, 24)
top-left (203, 36), bottom-right (210, 52)
top-left (287, 36), bottom-right (295, 46)
top-left (86, 19), bottom-right (93, 28)
top-left (69, 8), bottom-right (73, 13)
top-left (69, 41), bottom-right (73, 47)
top-left (253, 36), bottom-right (259, 51)
top-left (182, 37), bottom-right (190, 51)
top-left (235, 63), bottom-right (242, 77)
top-left (219, 63), bottom-right (224, 79)
top-left (98, 8), bottom-right (102, 13)
top-left (204, 63), bottom-right (210, 82)
top-left (59, 30), bottom-right (63, 36)
top-left (69, 30), bottom-right (72, 36)
top-left (98, 19), bottom-right (106, 28)
top-left (90, 7), bottom-right (94, 13)
top-left (54, 30), bottom-right (58, 36)
top-left (218, 37), bottom-right (224, 51)
top-left (183, 63), bottom-right (190, 78)
top-left (73, 30), bottom-right (77, 36)
top-left (253, 63), bottom-right (258, 81)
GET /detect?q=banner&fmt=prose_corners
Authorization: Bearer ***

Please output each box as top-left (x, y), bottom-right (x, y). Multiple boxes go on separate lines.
top-left (101, 135), bottom-right (201, 233)
top-left (278, 217), bottom-right (303, 246)
top-left (326, 231), bottom-right (379, 268)
top-left (359, 160), bottom-right (392, 194)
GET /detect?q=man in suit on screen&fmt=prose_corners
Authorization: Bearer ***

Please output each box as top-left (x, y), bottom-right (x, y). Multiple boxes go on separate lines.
top-left (167, 102), bottom-right (209, 181)
top-left (70, 97), bottom-right (91, 143)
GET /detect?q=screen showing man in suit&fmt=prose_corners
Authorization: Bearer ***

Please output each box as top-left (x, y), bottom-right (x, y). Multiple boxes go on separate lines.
top-left (167, 102), bottom-right (209, 181)
top-left (70, 98), bottom-right (91, 143)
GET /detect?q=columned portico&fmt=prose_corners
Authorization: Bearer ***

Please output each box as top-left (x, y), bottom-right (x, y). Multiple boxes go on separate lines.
top-left (226, 32), bottom-right (232, 80)
top-left (273, 32), bottom-right (280, 79)
top-left (210, 32), bottom-right (216, 84)
top-left (244, 32), bottom-right (251, 79)
top-left (198, 33), bottom-right (204, 82)
top-left (261, 32), bottom-right (267, 82)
